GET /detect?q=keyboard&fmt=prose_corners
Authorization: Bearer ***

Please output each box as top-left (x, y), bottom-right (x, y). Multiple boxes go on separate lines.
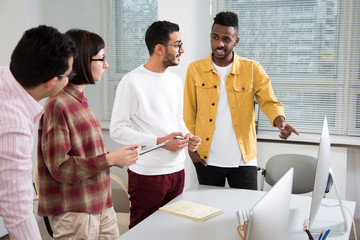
top-left (237, 209), bottom-right (250, 225)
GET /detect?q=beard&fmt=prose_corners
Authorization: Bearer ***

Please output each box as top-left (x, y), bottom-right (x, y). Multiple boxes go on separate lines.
top-left (162, 49), bottom-right (180, 68)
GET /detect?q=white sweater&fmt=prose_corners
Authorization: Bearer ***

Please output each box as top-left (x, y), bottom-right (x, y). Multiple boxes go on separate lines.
top-left (110, 65), bottom-right (189, 175)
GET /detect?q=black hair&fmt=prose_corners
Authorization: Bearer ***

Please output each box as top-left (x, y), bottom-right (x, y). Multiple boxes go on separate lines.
top-left (212, 11), bottom-right (239, 32)
top-left (9, 25), bottom-right (75, 88)
top-left (65, 29), bottom-right (105, 85)
top-left (145, 21), bottom-right (179, 55)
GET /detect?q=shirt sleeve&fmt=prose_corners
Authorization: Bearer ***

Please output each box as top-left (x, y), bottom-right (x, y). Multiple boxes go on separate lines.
top-left (39, 106), bottom-right (108, 185)
top-left (253, 62), bottom-right (285, 126)
top-left (183, 63), bottom-right (197, 134)
top-left (110, 76), bottom-right (158, 148)
top-left (0, 129), bottom-right (42, 240)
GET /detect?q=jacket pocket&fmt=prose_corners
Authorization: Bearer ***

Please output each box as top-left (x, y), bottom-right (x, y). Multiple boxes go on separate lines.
top-left (232, 82), bottom-right (254, 110)
top-left (195, 81), bottom-right (214, 105)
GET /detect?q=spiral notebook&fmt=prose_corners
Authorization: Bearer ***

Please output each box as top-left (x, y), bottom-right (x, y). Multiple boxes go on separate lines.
top-left (159, 200), bottom-right (223, 222)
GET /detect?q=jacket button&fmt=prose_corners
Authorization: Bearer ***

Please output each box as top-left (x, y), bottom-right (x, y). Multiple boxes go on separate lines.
top-left (242, 87), bottom-right (245, 91)
top-left (214, 85), bottom-right (217, 88)
top-left (202, 83), bottom-right (205, 86)
top-left (206, 138), bottom-right (209, 141)
top-left (209, 119), bottom-right (213, 122)
top-left (212, 103), bottom-right (215, 106)
top-left (204, 156), bottom-right (207, 159)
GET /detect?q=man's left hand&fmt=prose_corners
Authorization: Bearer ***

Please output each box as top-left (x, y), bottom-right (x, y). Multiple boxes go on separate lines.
top-left (185, 133), bottom-right (201, 152)
top-left (273, 115), bottom-right (299, 140)
top-left (279, 123), bottom-right (299, 140)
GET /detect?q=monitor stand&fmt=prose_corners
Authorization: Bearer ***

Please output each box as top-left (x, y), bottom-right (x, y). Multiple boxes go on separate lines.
top-left (304, 168), bottom-right (349, 234)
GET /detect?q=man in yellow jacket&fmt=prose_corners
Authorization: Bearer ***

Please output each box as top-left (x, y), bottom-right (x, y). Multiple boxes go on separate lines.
top-left (183, 11), bottom-right (299, 190)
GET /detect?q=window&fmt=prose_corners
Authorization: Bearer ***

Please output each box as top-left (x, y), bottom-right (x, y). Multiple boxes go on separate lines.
top-left (106, 0), bottom-right (158, 120)
top-left (212, 0), bottom-right (360, 137)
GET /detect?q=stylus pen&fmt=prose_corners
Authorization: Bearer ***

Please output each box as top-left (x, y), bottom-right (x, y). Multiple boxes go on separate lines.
top-left (303, 224), bottom-right (314, 240)
top-left (321, 229), bottom-right (331, 240)
top-left (318, 230), bottom-right (324, 240)
top-left (131, 145), bottom-right (146, 150)
top-left (174, 136), bottom-right (192, 140)
top-left (174, 136), bottom-right (185, 139)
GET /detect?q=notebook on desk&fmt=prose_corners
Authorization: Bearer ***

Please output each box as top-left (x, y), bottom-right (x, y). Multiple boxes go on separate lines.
top-left (159, 199), bottom-right (223, 222)
top-left (237, 168), bottom-right (294, 240)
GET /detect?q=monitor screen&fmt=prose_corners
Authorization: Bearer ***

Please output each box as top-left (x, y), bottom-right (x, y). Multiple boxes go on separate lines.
top-left (246, 168), bottom-right (293, 240)
top-left (308, 117), bottom-right (331, 228)
top-left (306, 117), bottom-right (348, 234)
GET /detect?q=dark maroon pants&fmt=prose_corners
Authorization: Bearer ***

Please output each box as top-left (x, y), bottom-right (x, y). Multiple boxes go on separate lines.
top-left (127, 169), bottom-right (185, 229)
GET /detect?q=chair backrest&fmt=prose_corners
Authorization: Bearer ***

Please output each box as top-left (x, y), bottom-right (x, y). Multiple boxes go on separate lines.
top-left (264, 154), bottom-right (317, 194)
top-left (33, 163), bottom-right (54, 238)
top-left (110, 173), bottom-right (130, 209)
top-left (110, 173), bottom-right (130, 235)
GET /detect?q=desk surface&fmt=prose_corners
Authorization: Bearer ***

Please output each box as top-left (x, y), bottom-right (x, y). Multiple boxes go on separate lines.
top-left (118, 185), bottom-right (355, 240)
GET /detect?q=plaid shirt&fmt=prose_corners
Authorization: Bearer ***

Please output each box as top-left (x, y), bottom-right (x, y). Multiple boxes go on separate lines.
top-left (37, 84), bottom-right (112, 216)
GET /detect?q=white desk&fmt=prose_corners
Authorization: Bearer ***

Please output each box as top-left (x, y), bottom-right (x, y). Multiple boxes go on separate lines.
top-left (118, 185), bottom-right (356, 240)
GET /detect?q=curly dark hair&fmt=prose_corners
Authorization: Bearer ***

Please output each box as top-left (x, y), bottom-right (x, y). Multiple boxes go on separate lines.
top-left (212, 11), bottom-right (238, 32)
top-left (10, 25), bottom-right (75, 88)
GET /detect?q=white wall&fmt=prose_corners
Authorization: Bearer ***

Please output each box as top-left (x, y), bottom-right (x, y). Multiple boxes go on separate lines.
top-left (0, 0), bottom-right (359, 236)
top-left (158, 0), bottom-right (212, 80)
top-left (0, 0), bottom-right (42, 65)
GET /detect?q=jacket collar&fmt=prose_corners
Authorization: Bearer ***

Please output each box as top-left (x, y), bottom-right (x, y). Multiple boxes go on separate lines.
top-left (204, 52), bottom-right (241, 75)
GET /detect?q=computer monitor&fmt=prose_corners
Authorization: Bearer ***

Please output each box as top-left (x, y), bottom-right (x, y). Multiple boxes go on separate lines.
top-left (245, 168), bottom-right (293, 240)
top-left (305, 117), bottom-right (348, 233)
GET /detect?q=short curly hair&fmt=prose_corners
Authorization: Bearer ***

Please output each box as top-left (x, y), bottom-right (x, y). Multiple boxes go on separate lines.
top-left (212, 11), bottom-right (238, 32)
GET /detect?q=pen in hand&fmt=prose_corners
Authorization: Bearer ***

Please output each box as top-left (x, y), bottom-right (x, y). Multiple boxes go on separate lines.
top-left (174, 136), bottom-right (193, 140)
top-left (131, 145), bottom-right (146, 150)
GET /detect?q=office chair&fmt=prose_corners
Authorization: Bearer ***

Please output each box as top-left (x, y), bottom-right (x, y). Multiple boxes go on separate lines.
top-left (33, 164), bottom-right (54, 238)
top-left (260, 154), bottom-right (333, 195)
top-left (110, 174), bottom-right (131, 236)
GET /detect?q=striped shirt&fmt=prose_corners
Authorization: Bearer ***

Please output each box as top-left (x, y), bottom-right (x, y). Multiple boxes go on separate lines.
top-left (37, 84), bottom-right (112, 216)
top-left (0, 67), bottom-right (43, 240)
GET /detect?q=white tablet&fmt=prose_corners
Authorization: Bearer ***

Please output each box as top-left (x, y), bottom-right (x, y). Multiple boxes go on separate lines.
top-left (140, 140), bottom-right (170, 155)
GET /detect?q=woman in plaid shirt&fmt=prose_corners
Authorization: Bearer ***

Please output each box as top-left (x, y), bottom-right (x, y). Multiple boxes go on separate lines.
top-left (37, 29), bottom-right (140, 240)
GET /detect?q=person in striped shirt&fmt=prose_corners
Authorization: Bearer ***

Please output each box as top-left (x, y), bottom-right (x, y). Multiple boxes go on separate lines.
top-left (0, 25), bottom-right (75, 240)
top-left (37, 29), bottom-right (140, 240)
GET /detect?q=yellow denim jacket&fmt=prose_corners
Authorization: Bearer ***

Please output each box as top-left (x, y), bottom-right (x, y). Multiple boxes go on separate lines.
top-left (183, 53), bottom-right (284, 163)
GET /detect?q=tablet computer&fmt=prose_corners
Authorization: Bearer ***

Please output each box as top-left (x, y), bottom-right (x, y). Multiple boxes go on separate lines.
top-left (140, 140), bottom-right (170, 155)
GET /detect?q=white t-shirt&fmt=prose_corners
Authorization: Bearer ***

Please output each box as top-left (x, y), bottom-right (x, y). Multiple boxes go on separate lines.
top-left (110, 65), bottom-right (189, 175)
top-left (207, 62), bottom-right (257, 167)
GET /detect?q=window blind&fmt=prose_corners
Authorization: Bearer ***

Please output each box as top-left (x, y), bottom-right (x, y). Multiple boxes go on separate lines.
top-left (106, 0), bottom-right (158, 120)
top-left (212, 0), bottom-right (360, 137)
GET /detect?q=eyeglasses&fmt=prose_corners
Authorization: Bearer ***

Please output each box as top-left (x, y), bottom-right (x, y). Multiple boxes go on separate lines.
top-left (58, 72), bottom-right (76, 80)
top-left (161, 42), bottom-right (183, 52)
top-left (91, 56), bottom-right (107, 66)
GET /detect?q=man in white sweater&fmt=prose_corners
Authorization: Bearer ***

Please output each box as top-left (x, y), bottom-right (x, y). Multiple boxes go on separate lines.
top-left (110, 21), bottom-right (201, 229)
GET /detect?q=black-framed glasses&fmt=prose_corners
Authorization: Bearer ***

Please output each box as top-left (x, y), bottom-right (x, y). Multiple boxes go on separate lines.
top-left (58, 72), bottom-right (76, 80)
top-left (161, 42), bottom-right (183, 52)
top-left (91, 56), bottom-right (107, 66)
